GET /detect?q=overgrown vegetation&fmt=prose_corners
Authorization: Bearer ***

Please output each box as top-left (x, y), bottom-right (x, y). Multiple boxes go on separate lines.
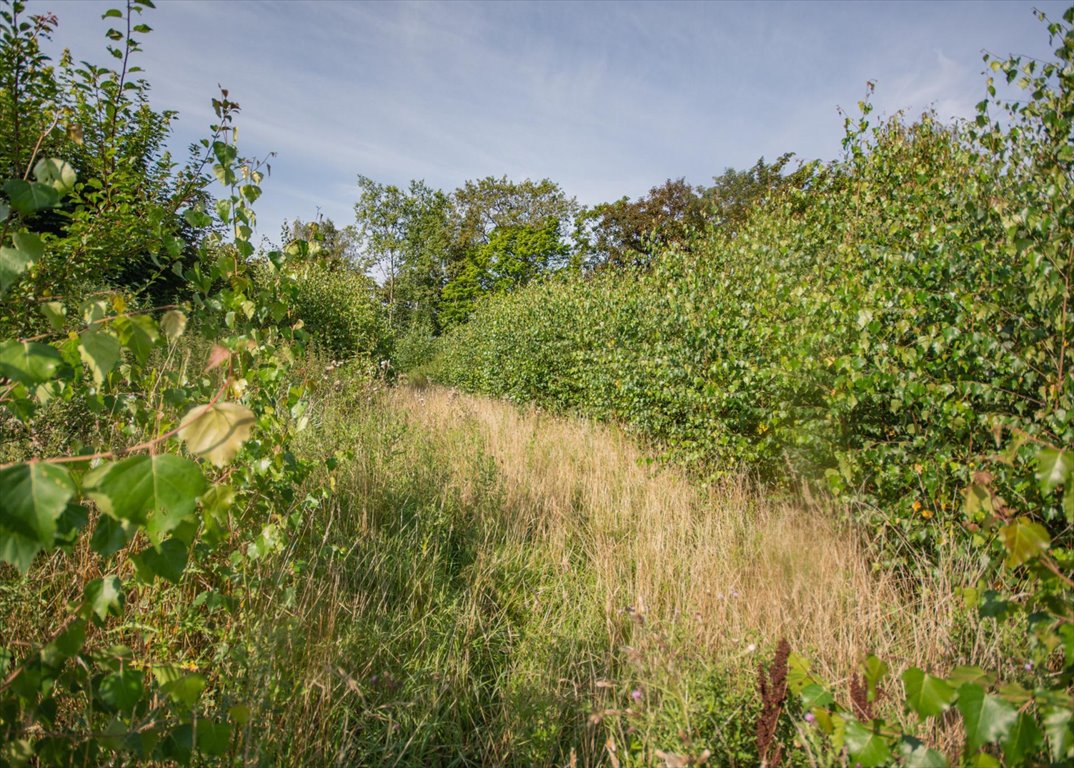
top-left (430, 8), bottom-right (1074, 765)
top-left (1, 0), bottom-right (1073, 765)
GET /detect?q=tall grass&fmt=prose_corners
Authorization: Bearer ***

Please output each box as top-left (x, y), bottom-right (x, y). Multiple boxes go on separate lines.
top-left (1, 362), bottom-right (998, 765)
top-left (227, 380), bottom-right (993, 765)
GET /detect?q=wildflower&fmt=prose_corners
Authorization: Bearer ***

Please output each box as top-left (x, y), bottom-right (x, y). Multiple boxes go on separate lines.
top-left (1024, 661), bottom-right (1033, 672)
top-left (912, 500), bottom-right (922, 512)
top-left (921, 508), bottom-right (933, 519)
top-left (631, 688), bottom-right (643, 702)
top-left (913, 463), bottom-right (923, 473)
top-left (804, 712), bottom-right (815, 723)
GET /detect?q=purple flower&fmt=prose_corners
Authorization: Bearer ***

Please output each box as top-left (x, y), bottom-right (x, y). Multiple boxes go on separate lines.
top-left (804, 712), bottom-right (815, 723)
top-left (1024, 661), bottom-right (1034, 672)
top-left (631, 688), bottom-right (643, 702)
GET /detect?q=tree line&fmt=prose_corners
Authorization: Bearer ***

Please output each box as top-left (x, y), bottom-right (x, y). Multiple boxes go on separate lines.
top-left (286, 154), bottom-right (808, 347)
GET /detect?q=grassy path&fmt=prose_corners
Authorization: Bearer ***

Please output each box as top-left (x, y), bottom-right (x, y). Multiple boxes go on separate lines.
top-left (228, 383), bottom-right (971, 765)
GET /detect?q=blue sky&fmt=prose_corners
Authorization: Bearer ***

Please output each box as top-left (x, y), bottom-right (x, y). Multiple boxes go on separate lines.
top-left (42, 0), bottom-right (1070, 240)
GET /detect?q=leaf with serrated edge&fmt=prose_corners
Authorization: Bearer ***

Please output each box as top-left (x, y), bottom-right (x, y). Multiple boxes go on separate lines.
top-left (78, 327), bottom-right (121, 385)
top-left (0, 463), bottom-right (76, 568)
top-left (160, 309), bottom-right (187, 342)
top-left (0, 232), bottom-right (43, 295)
top-left (178, 402), bottom-right (256, 467)
top-left (83, 575), bottom-right (124, 622)
top-left (3, 178), bottom-right (60, 214)
top-left (32, 158), bottom-right (76, 194)
top-left (957, 683), bottom-right (1017, 752)
top-left (903, 668), bottom-right (957, 718)
top-left (115, 314), bottom-right (159, 364)
top-left (998, 518), bottom-right (1050, 568)
top-left (1003, 712), bottom-right (1042, 765)
top-left (84, 455), bottom-right (206, 544)
top-left (0, 340), bottom-right (63, 386)
top-left (845, 721), bottom-right (891, 767)
top-left (40, 301), bottom-right (66, 331)
top-left (1036, 448), bottom-right (1072, 493)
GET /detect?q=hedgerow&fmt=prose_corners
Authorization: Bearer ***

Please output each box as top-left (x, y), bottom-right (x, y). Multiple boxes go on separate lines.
top-left (431, 8), bottom-right (1074, 763)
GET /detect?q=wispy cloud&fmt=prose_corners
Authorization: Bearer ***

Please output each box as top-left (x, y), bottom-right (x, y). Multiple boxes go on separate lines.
top-left (41, 0), bottom-right (1070, 237)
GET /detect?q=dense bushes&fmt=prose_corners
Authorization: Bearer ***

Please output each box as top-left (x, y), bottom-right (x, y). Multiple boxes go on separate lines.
top-left (432, 84), bottom-right (1070, 558)
top-left (431, 11), bottom-right (1074, 762)
top-left (285, 257), bottom-right (388, 361)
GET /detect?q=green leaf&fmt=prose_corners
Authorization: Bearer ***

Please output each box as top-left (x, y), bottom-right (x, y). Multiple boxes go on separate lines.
top-left (200, 483), bottom-right (234, 544)
top-left (114, 314), bottom-right (160, 364)
top-left (90, 514), bottom-right (133, 557)
top-left (98, 668), bottom-right (143, 712)
top-left (40, 619), bottom-right (86, 668)
top-left (964, 483), bottom-right (994, 520)
top-left (160, 309), bottom-right (187, 342)
top-left (1041, 700), bottom-right (1073, 762)
top-left (78, 327), bottom-right (121, 385)
top-left (0, 232), bottom-right (43, 295)
top-left (182, 208), bottom-right (212, 228)
top-left (902, 668), bottom-right (957, 718)
top-left (1037, 448), bottom-right (1072, 493)
top-left (1064, 482), bottom-right (1074, 524)
top-left (863, 655), bottom-right (889, 699)
top-left (0, 463), bottom-right (76, 569)
top-left (957, 683), bottom-right (1017, 752)
top-left (212, 141), bottom-right (237, 167)
top-left (131, 538), bottom-right (188, 584)
top-left (156, 670), bottom-right (205, 707)
top-left (1003, 712), bottom-right (1042, 765)
top-left (84, 455), bottom-right (207, 545)
top-left (40, 301), bottom-right (66, 331)
top-left (0, 526), bottom-right (39, 573)
top-left (83, 576), bottom-right (124, 622)
top-left (799, 683), bottom-right (834, 710)
top-left (32, 158), bottom-right (76, 194)
top-left (81, 298), bottom-right (110, 324)
top-left (947, 666), bottom-right (993, 688)
top-left (195, 720), bottom-right (230, 756)
top-left (0, 340), bottom-right (63, 386)
top-left (3, 178), bottom-right (60, 215)
top-left (845, 720), bottom-right (891, 767)
top-left (998, 518), bottom-right (1050, 568)
top-left (102, 8), bottom-right (123, 18)
top-left (178, 401), bottom-right (256, 467)
top-left (899, 739), bottom-right (948, 767)
top-left (0, 201), bottom-right (9, 222)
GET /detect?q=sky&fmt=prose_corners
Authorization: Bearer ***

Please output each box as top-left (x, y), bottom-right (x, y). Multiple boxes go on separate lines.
top-left (39, 0), bottom-right (1072, 241)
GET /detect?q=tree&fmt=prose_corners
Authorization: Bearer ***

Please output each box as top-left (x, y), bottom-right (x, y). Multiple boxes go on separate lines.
top-left (353, 175), bottom-right (451, 332)
top-left (441, 176), bottom-right (577, 324)
top-left (702, 153), bottom-right (802, 233)
top-left (441, 218), bottom-right (568, 326)
top-left (578, 178), bottom-right (706, 270)
top-left (282, 217), bottom-right (362, 269)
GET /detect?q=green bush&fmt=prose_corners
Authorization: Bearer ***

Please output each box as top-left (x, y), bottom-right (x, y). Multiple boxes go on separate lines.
top-left (433, 97), bottom-right (1067, 562)
top-left (286, 259), bottom-right (388, 361)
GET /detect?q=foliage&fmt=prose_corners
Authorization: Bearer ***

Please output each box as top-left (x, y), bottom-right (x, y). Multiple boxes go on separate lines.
top-left (0, 0), bottom-right (215, 326)
top-left (0, 8), bottom-right (319, 759)
top-left (432, 5), bottom-right (1074, 763)
top-left (279, 241), bottom-right (387, 361)
top-left (353, 175), bottom-right (452, 332)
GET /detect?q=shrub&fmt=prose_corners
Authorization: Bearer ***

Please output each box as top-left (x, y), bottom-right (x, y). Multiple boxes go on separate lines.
top-left (286, 258), bottom-right (388, 361)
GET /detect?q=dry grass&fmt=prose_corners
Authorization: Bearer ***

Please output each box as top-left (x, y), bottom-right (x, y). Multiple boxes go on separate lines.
top-left (389, 385), bottom-right (970, 685)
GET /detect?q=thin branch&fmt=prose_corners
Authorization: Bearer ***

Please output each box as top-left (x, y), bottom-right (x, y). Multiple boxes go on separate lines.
top-left (0, 375), bottom-right (229, 471)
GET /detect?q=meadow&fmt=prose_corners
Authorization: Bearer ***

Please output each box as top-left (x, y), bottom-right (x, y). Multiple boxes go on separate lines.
top-left (1, 1), bottom-right (1072, 766)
